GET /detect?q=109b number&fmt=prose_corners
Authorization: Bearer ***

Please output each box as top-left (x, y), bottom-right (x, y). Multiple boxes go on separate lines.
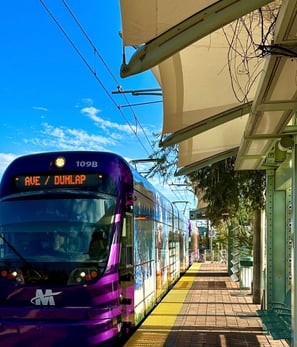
top-left (75, 161), bottom-right (98, 168)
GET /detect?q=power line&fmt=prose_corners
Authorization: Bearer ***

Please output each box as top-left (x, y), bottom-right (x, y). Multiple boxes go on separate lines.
top-left (38, 1), bottom-right (194, 206)
top-left (61, 0), bottom-right (155, 152)
top-left (62, 0), bottom-right (118, 85)
top-left (39, 0), bottom-right (154, 155)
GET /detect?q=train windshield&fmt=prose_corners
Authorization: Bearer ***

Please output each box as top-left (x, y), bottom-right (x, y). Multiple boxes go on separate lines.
top-left (0, 191), bottom-right (117, 285)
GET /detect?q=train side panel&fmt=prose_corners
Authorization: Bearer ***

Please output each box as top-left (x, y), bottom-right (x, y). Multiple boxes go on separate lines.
top-left (132, 179), bottom-right (156, 325)
top-left (122, 170), bottom-right (190, 328)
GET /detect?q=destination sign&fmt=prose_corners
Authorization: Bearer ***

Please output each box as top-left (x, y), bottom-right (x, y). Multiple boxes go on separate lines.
top-left (15, 174), bottom-right (100, 190)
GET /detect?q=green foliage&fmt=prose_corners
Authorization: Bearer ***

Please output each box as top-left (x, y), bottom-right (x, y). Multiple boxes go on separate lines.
top-left (146, 133), bottom-right (179, 181)
top-left (189, 157), bottom-right (265, 226)
top-left (147, 137), bottom-right (265, 228)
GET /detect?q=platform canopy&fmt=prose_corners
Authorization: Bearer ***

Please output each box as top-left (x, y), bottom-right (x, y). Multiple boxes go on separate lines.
top-left (119, 0), bottom-right (297, 174)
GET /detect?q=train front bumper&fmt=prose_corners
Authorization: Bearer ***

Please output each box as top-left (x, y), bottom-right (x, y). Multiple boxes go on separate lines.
top-left (0, 306), bottom-right (122, 347)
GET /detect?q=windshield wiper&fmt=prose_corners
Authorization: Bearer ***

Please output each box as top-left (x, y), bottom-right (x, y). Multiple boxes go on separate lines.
top-left (0, 232), bottom-right (43, 279)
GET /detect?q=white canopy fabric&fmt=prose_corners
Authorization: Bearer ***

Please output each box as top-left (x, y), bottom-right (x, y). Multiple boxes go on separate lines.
top-left (155, 28), bottom-right (261, 134)
top-left (119, 0), bottom-right (296, 173)
top-left (120, 0), bottom-right (218, 46)
top-left (153, 24), bottom-right (263, 172)
top-left (177, 116), bottom-right (249, 168)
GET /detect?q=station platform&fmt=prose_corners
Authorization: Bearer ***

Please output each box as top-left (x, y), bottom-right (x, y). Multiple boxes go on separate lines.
top-left (124, 262), bottom-right (290, 347)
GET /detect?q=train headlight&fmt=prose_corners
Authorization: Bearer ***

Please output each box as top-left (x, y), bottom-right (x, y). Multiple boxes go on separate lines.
top-left (54, 156), bottom-right (66, 168)
top-left (0, 268), bottom-right (24, 284)
top-left (68, 268), bottom-right (99, 285)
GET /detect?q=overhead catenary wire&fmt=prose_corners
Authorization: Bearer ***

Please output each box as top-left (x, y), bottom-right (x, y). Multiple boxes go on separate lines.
top-left (39, 0), bottom-right (154, 156)
top-left (61, 0), bottom-right (156, 152)
top-left (37, 1), bottom-right (197, 210)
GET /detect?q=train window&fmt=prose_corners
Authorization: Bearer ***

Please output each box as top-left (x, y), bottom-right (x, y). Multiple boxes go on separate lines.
top-left (0, 195), bottom-right (116, 265)
top-left (122, 218), bottom-right (127, 238)
top-left (120, 213), bottom-right (133, 267)
top-left (126, 245), bottom-right (133, 265)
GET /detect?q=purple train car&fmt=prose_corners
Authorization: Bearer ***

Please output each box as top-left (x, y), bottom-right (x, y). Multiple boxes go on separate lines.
top-left (0, 151), bottom-right (190, 346)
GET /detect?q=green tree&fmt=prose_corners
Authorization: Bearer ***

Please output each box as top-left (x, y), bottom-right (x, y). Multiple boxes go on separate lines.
top-left (147, 141), bottom-right (265, 226)
top-left (189, 157), bottom-right (265, 227)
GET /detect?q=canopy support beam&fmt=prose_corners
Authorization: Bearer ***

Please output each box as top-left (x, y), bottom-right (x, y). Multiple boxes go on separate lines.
top-left (160, 102), bottom-right (253, 147)
top-left (120, 0), bottom-right (273, 77)
top-left (175, 147), bottom-right (239, 176)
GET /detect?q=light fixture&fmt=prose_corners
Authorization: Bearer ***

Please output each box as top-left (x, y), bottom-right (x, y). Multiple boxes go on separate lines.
top-left (54, 156), bottom-right (66, 168)
top-left (278, 136), bottom-right (294, 152)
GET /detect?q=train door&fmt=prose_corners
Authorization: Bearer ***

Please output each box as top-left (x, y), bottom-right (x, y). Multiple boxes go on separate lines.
top-left (119, 209), bottom-right (134, 331)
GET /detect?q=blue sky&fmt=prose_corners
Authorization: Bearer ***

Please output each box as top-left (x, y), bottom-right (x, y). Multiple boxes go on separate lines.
top-left (0, 1), bottom-right (196, 209)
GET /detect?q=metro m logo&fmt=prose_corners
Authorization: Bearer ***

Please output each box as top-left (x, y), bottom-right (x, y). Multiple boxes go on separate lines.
top-left (31, 289), bottom-right (62, 306)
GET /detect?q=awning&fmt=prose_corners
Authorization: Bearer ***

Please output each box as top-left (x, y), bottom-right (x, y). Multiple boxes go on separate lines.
top-left (151, 25), bottom-right (264, 173)
top-left (120, 0), bottom-right (218, 47)
top-left (235, 0), bottom-right (297, 170)
top-left (119, 0), bottom-right (297, 173)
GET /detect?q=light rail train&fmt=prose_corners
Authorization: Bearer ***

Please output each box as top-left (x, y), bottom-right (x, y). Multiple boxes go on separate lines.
top-left (0, 151), bottom-right (190, 346)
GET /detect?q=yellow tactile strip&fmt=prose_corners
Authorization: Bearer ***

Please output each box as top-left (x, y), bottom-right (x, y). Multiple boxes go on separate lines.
top-left (124, 262), bottom-right (290, 347)
top-left (124, 263), bottom-right (201, 346)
